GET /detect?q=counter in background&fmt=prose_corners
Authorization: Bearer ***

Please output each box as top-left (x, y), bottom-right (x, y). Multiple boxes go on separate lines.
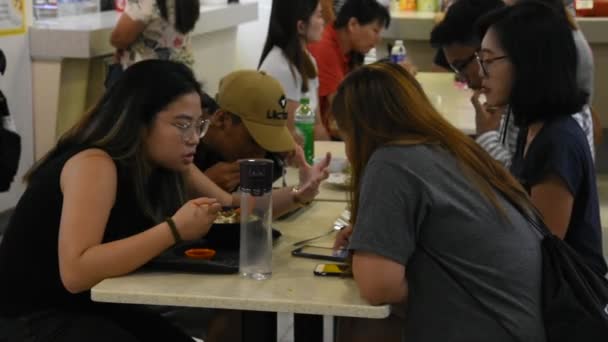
top-left (384, 11), bottom-right (608, 43)
top-left (29, 2), bottom-right (258, 160)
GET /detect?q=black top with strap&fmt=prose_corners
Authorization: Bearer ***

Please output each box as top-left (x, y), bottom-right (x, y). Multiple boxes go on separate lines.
top-left (0, 145), bottom-right (154, 317)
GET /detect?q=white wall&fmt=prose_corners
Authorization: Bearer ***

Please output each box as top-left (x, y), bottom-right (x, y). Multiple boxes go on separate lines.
top-left (235, 0), bottom-right (271, 70)
top-left (190, 0), bottom-right (270, 95)
top-left (0, 0), bottom-right (34, 212)
top-left (191, 28), bottom-right (239, 96)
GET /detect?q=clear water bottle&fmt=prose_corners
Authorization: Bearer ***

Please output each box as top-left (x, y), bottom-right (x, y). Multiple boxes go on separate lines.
top-left (295, 97), bottom-right (315, 165)
top-left (239, 159), bottom-right (274, 280)
top-left (364, 48), bottom-right (377, 65)
top-left (390, 40), bottom-right (407, 64)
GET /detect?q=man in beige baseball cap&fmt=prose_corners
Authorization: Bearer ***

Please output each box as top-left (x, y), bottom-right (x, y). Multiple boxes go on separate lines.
top-left (194, 70), bottom-right (329, 195)
top-left (215, 69), bottom-right (295, 153)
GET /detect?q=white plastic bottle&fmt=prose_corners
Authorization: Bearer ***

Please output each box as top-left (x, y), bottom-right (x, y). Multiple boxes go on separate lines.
top-left (390, 40), bottom-right (407, 64)
top-left (364, 48), bottom-right (377, 65)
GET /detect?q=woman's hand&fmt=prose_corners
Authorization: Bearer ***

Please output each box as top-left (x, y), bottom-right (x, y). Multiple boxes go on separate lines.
top-left (471, 90), bottom-right (505, 135)
top-left (172, 198), bottom-right (222, 241)
top-left (333, 225), bottom-right (353, 251)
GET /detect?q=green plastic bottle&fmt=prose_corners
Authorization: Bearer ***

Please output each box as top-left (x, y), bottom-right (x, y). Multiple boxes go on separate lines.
top-left (295, 97), bottom-right (315, 165)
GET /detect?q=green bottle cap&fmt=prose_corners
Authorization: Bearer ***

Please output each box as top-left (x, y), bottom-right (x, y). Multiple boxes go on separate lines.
top-left (300, 97), bottom-right (310, 105)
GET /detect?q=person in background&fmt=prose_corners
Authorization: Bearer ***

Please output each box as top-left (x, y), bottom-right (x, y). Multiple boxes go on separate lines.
top-left (477, 1), bottom-right (607, 275)
top-left (321, 0), bottom-right (337, 23)
top-left (332, 62), bottom-right (544, 342)
top-left (100, 0), bottom-right (115, 11)
top-left (430, 0), bottom-right (595, 168)
top-left (0, 48), bottom-right (20, 193)
top-left (259, 0), bottom-right (330, 141)
top-left (0, 60), bottom-right (220, 341)
top-left (308, 0), bottom-right (390, 139)
top-left (430, 0), bottom-right (458, 71)
top-left (431, 0), bottom-right (504, 90)
top-left (503, 0), bottom-right (595, 102)
top-left (195, 73), bottom-right (331, 342)
top-left (194, 70), bottom-right (331, 210)
top-left (110, 0), bottom-right (200, 70)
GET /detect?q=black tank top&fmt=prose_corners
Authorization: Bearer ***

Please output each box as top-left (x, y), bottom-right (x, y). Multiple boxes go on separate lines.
top-left (0, 146), bottom-right (155, 317)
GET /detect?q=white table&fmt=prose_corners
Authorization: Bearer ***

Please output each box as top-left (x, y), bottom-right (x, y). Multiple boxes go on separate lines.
top-left (92, 202), bottom-right (389, 340)
top-left (417, 72), bottom-right (476, 134)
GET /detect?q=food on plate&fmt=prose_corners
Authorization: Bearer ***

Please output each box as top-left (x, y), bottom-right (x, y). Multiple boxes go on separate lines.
top-left (214, 208), bottom-right (241, 224)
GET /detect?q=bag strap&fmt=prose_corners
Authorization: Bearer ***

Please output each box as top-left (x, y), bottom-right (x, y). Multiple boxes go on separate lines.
top-left (522, 212), bottom-right (551, 239)
top-left (417, 244), bottom-right (519, 341)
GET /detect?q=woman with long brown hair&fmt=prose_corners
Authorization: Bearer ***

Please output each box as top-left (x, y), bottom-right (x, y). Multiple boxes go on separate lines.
top-left (332, 61), bottom-right (544, 341)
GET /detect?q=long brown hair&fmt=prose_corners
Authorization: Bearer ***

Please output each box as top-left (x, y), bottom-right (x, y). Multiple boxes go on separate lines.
top-left (332, 62), bottom-right (535, 224)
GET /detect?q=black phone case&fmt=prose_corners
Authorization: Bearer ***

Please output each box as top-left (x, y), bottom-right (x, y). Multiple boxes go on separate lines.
top-left (292, 246), bottom-right (346, 262)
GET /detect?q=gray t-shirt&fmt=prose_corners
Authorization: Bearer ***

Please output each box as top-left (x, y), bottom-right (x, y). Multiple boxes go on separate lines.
top-left (349, 145), bottom-right (545, 342)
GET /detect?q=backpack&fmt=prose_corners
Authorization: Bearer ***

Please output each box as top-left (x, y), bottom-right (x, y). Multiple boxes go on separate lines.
top-left (422, 218), bottom-right (608, 341)
top-left (538, 230), bottom-right (608, 341)
top-left (0, 91), bottom-right (20, 192)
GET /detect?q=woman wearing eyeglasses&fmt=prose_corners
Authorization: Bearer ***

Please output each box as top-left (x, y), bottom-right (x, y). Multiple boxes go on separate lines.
top-left (0, 60), bottom-right (225, 341)
top-left (477, 1), bottom-right (607, 276)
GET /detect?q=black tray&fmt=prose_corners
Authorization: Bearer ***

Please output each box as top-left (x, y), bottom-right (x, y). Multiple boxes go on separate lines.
top-left (145, 228), bottom-right (282, 274)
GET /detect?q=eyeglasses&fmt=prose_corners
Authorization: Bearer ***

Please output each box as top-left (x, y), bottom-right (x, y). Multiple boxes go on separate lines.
top-left (475, 52), bottom-right (508, 77)
top-left (172, 118), bottom-right (210, 141)
top-left (449, 53), bottom-right (476, 75)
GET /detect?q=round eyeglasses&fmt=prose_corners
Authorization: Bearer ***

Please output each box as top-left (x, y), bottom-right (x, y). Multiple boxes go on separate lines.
top-left (449, 53), bottom-right (476, 76)
top-left (475, 52), bottom-right (508, 78)
top-left (172, 119), bottom-right (210, 141)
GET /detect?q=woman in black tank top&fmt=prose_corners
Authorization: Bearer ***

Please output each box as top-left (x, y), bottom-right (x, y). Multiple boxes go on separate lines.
top-left (0, 60), bottom-right (223, 341)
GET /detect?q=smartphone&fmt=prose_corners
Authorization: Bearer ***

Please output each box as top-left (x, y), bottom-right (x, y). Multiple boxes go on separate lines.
top-left (314, 263), bottom-right (349, 277)
top-left (292, 245), bottom-right (348, 262)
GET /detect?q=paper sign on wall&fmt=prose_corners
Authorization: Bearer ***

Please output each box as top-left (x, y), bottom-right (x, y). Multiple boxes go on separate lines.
top-left (0, 0), bottom-right (25, 36)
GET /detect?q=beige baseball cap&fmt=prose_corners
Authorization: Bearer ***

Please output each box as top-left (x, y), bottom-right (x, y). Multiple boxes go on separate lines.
top-left (216, 70), bottom-right (295, 153)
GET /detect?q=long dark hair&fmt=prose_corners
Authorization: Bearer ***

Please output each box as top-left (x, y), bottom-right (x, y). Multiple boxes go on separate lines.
top-left (259, 0), bottom-right (320, 93)
top-left (519, 0), bottom-right (578, 29)
top-left (26, 60), bottom-right (203, 222)
top-left (157, 0), bottom-right (200, 34)
top-left (334, 0), bottom-right (390, 70)
top-left (477, 1), bottom-right (586, 127)
top-left (332, 62), bottom-right (535, 224)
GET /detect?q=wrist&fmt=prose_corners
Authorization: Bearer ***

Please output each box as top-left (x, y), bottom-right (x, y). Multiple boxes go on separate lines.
top-left (165, 217), bottom-right (182, 244)
top-left (291, 186), bottom-right (311, 208)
